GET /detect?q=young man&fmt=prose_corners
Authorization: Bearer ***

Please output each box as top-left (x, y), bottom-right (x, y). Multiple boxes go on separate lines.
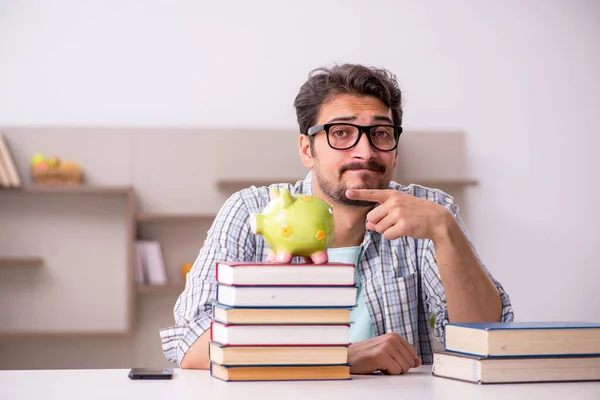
top-left (159, 64), bottom-right (514, 375)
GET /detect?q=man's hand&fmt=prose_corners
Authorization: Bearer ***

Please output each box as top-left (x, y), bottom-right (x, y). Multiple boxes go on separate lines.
top-left (348, 333), bottom-right (422, 375)
top-left (346, 189), bottom-right (452, 242)
top-left (347, 189), bottom-right (504, 324)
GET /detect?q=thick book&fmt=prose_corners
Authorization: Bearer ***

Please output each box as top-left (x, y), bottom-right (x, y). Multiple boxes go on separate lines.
top-left (209, 342), bottom-right (348, 365)
top-left (210, 321), bottom-right (350, 346)
top-left (444, 321), bottom-right (600, 357)
top-left (216, 261), bottom-right (355, 286)
top-left (210, 362), bottom-right (351, 381)
top-left (216, 284), bottom-right (357, 307)
top-left (432, 350), bottom-right (600, 384)
top-left (212, 303), bottom-right (352, 324)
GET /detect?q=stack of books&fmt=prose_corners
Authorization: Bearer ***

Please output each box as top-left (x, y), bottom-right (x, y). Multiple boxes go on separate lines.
top-left (208, 261), bottom-right (357, 382)
top-left (432, 321), bottom-right (600, 384)
top-left (134, 240), bottom-right (168, 286)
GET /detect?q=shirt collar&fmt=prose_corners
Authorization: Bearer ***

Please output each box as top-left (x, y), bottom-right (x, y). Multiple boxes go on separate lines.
top-left (301, 170), bottom-right (313, 195)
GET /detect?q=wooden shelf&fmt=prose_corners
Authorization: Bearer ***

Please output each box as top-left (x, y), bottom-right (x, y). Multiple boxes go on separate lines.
top-left (136, 213), bottom-right (215, 223)
top-left (0, 257), bottom-right (43, 267)
top-left (136, 284), bottom-right (185, 294)
top-left (0, 185), bottom-right (133, 195)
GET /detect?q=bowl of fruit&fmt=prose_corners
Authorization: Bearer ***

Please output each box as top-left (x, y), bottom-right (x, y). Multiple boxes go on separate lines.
top-left (30, 153), bottom-right (84, 186)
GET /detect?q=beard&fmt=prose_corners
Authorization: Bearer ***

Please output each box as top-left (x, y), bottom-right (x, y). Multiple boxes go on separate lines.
top-left (314, 159), bottom-right (390, 208)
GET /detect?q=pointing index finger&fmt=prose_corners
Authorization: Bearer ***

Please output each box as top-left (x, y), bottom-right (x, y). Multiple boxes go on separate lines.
top-left (345, 189), bottom-right (392, 203)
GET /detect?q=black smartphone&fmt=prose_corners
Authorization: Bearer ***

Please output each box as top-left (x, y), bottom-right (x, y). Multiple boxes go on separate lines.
top-left (128, 368), bottom-right (173, 380)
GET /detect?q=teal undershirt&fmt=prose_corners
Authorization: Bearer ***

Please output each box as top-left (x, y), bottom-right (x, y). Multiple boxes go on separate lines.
top-left (327, 246), bottom-right (375, 343)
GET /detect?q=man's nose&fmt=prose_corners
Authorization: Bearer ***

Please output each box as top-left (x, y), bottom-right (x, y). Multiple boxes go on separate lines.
top-left (352, 133), bottom-right (376, 159)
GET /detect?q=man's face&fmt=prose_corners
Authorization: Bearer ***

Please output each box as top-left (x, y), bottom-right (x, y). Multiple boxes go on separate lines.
top-left (300, 93), bottom-right (398, 207)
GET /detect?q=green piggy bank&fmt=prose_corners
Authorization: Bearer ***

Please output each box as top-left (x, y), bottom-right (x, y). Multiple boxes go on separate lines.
top-left (250, 188), bottom-right (334, 263)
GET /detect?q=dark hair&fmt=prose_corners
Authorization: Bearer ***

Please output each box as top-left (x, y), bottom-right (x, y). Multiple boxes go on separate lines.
top-left (293, 64), bottom-right (403, 136)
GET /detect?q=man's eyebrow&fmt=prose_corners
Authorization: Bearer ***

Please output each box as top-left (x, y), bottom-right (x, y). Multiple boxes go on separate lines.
top-left (373, 115), bottom-right (394, 123)
top-left (326, 116), bottom-right (356, 124)
top-left (325, 115), bottom-right (394, 124)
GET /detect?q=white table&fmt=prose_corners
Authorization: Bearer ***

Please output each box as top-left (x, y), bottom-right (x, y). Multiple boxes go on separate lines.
top-left (0, 366), bottom-right (598, 400)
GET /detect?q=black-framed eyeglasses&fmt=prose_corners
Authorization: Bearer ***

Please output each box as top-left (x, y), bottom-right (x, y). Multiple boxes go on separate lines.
top-left (306, 123), bottom-right (402, 152)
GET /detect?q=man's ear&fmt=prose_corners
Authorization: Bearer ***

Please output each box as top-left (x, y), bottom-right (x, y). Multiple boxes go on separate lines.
top-left (299, 134), bottom-right (314, 169)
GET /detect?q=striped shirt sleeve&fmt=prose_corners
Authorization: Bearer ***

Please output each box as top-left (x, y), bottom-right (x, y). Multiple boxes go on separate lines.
top-left (158, 191), bottom-right (256, 365)
top-left (422, 200), bottom-right (515, 343)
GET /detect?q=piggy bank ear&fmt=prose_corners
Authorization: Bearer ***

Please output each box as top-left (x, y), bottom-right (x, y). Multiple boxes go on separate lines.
top-left (281, 188), bottom-right (294, 208)
top-left (269, 188), bottom-right (280, 200)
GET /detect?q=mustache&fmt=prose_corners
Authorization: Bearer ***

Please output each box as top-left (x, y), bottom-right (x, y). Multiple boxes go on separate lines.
top-left (340, 161), bottom-right (386, 174)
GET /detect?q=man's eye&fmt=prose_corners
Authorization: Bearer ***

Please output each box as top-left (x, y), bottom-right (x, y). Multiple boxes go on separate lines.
top-left (332, 130), bottom-right (349, 138)
top-left (373, 130), bottom-right (389, 138)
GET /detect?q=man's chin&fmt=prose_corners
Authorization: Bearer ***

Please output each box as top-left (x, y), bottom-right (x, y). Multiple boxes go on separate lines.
top-left (344, 170), bottom-right (380, 180)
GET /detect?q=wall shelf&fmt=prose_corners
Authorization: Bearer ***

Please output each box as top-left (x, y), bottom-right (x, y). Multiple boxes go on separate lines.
top-left (136, 284), bottom-right (185, 294)
top-left (0, 257), bottom-right (43, 267)
top-left (0, 183), bottom-right (136, 339)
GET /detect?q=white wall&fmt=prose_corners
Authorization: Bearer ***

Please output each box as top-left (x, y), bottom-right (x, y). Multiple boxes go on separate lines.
top-left (0, 0), bottom-right (598, 326)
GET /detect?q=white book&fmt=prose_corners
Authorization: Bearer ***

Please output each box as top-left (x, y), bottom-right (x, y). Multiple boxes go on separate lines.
top-left (216, 261), bottom-right (355, 286)
top-left (134, 240), bottom-right (168, 285)
top-left (142, 241), bottom-right (157, 284)
top-left (432, 351), bottom-right (600, 384)
top-left (211, 321), bottom-right (350, 345)
top-left (145, 241), bottom-right (168, 286)
top-left (216, 284), bottom-right (357, 307)
top-left (133, 243), bottom-right (146, 284)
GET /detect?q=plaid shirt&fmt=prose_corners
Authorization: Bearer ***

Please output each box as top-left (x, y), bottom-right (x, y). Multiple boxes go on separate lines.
top-left (159, 171), bottom-right (514, 365)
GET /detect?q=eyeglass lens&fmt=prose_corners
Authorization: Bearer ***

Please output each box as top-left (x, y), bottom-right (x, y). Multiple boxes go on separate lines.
top-left (328, 124), bottom-right (397, 150)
